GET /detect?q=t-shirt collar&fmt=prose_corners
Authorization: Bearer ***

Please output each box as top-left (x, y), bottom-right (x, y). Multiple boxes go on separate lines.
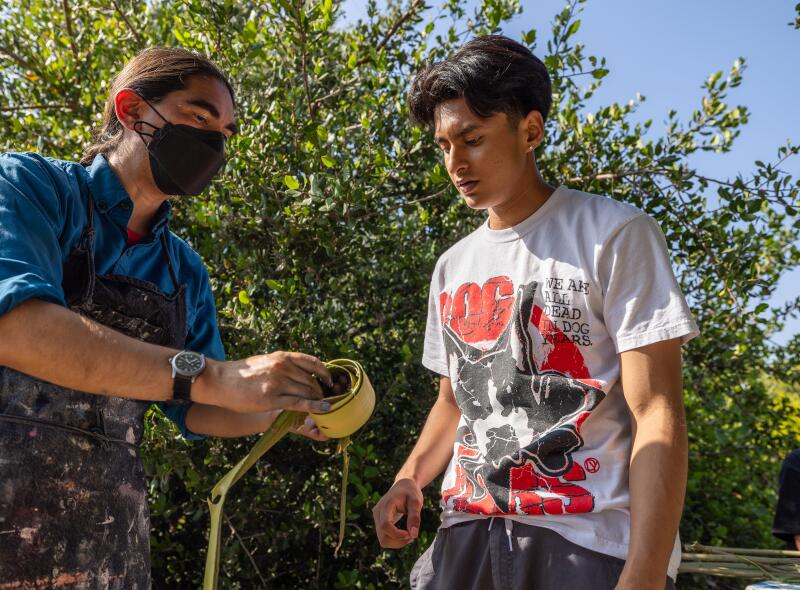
top-left (480, 185), bottom-right (566, 243)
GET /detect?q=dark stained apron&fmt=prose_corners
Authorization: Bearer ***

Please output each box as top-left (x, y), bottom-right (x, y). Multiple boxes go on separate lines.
top-left (0, 192), bottom-right (187, 589)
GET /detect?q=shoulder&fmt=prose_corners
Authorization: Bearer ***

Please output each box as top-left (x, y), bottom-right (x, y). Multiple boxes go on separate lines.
top-left (0, 152), bottom-right (84, 189)
top-left (432, 223), bottom-right (484, 278)
top-left (0, 153), bottom-right (87, 225)
top-left (558, 186), bottom-right (647, 239)
top-left (782, 449), bottom-right (800, 473)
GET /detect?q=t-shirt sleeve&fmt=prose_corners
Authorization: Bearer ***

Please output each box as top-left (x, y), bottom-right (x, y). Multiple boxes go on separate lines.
top-left (156, 263), bottom-right (225, 440)
top-left (422, 263), bottom-right (450, 377)
top-left (598, 214), bottom-right (699, 353)
top-left (0, 153), bottom-right (68, 317)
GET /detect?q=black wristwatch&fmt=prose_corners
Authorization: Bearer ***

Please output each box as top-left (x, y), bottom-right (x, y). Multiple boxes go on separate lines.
top-left (169, 350), bottom-right (206, 401)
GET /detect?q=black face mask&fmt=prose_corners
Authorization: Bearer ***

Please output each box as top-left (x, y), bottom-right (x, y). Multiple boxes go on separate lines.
top-left (133, 96), bottom-right (226, 196)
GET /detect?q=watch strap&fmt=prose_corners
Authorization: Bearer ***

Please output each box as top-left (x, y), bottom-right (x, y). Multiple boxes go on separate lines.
top-left (173, 375), bottom-right (193, 401)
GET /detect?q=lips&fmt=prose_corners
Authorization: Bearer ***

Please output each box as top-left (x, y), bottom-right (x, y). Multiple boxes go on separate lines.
top-left (457, 179), bottom-right (479, 195)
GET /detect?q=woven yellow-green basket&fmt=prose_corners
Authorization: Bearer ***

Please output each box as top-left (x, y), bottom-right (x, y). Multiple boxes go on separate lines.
top-left (203, 359), bottom-right (375, 590)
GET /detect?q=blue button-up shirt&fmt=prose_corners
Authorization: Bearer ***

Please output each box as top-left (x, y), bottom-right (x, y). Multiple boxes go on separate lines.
top-left (0, 152), bottom-right (226, 439)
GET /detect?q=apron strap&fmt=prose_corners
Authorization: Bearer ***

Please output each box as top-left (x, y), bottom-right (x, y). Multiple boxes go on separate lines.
top-left (159, 231), bottom-right (181, 295)
top-left (79, 187), bottom-right (96, 250)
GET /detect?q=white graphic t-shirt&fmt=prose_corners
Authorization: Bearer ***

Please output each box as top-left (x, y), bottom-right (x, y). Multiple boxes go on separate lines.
top-left (422, 186), bottom-right (699, 579)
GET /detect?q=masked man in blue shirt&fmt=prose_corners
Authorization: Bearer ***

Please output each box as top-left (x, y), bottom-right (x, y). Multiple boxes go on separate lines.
top-left (0, 47), bottom-right (333, 589)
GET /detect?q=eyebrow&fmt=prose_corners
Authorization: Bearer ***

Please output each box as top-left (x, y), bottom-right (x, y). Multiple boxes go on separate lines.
top-left (435, 123), bottom-right (481, 143)
top-left (186, 98), bottom-right (239, 135)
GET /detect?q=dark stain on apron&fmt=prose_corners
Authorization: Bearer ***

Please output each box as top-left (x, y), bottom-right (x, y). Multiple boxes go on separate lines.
top-left (0, 192), bottom-right (188, 589)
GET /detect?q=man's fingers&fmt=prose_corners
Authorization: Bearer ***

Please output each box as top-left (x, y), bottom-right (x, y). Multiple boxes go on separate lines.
top-left (295, 416), bottom-right (329, 441)
top-left (377, 498), bottom-right (415, 545)
top-left (288, 353), bottom-right (332, 385)
top-left (406, 496), bottom-right (422, 538)
top-left (273, 379), bottom-right (324, 400)
top-left (280, 395), bottom-right (332, 414)
top-left (284, 365), bottom-right (324, 398)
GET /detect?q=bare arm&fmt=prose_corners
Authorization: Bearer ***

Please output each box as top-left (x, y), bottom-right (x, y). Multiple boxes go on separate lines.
top-left (616, 338), bottom-right (687, 590)
top-left (0, 299), bottom-right (176, 400)
top-left (0, 299), bottom-right (332, 419)
top-left (185, 406), bottom-right (327, 440)
top-left (396, 376), bottom-right (461, 487)
top-left (373, 376), bottom-right (461, 547)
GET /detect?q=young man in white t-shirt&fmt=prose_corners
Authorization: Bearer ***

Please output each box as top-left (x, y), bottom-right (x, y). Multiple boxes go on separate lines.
top-left (372, 35), bottom-right (698, 590)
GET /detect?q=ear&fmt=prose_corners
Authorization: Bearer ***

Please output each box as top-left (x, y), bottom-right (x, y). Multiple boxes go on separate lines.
top-left (521, 110), bottom-right (545, 153)
top-left (114, 88), bottom-right (148, 131)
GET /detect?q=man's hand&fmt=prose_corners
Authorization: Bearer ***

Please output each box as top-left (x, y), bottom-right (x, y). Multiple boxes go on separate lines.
top-left (372, 478), bottom-right (424, 548)
top-left (196, 351), bottom-right (333, 414)
top-left (370, 378), bottom-right (460, 549)
top-left (292, 415), bottom-right (329, 442)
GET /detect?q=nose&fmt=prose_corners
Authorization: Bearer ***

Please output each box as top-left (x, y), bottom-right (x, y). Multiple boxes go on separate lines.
top-left (446, 144), bottom-right (468, 177)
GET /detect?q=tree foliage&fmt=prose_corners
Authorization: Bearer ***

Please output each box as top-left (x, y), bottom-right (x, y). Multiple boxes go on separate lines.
top-left (1, 0), bottom-right (799, 588)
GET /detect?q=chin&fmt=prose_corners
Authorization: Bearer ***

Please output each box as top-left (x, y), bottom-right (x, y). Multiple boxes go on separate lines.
top-left (460, 193), bottom-right (491, 211)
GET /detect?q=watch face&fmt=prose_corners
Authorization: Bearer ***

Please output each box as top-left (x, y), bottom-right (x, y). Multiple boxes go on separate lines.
top-left (174, 351), bottom-right (204, 376)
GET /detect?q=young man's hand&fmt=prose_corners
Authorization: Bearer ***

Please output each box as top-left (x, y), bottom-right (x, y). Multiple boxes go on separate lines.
top-left (372, 478), bottom-right (424, 548)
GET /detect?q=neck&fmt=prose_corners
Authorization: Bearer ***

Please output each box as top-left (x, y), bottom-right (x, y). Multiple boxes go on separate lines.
top-left (487, 164), bottom-right (555, 230)
top-left (107, 143), bottom-right (168, 236)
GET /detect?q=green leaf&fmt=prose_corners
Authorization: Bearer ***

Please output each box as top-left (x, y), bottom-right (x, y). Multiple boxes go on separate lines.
top-left (592, 68), bottom-right (609, 79)
top-left (567, 20), bottom-right (581, 37)
top-left (238, 290), bottom-right (250, 305)
top-left (522, 29), bottom-right (537, 45)
top-left (321, 155), bottom-right (335, 168)
top-left (283, 175), bottom-right (300, 190)
top-left (173, 27), bottom-right (186, 45)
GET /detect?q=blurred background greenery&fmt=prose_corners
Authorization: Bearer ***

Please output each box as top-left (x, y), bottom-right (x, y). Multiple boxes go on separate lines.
top-left (1, 1), bottom-right (799, 587)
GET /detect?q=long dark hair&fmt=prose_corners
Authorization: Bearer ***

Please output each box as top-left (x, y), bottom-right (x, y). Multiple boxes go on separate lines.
top-left (81, 47), bottom-right (234, 165)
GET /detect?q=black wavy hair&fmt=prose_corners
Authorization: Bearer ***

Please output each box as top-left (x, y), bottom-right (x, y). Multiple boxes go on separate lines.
top-left (407, 35), bottom-right (552, 128)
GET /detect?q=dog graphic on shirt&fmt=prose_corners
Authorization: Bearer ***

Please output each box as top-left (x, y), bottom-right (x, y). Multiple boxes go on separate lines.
top-left (441, 280), bottom-right (605, 515)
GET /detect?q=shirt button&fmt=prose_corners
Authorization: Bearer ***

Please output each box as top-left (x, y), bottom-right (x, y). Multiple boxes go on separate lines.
top-left (98, 200), bottom-right (108, 210)
top-left (119, 201), bottom-right (131, 211)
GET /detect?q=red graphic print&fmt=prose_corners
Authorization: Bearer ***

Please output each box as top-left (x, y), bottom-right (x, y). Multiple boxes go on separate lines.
top-left (440, 278), bottom-right (604, 518)
top-left (584, 458), bottom-right (600, 474)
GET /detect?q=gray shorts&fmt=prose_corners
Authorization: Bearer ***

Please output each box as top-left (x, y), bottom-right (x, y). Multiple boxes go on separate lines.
top-left (410, 519), bottom-right (676, 590)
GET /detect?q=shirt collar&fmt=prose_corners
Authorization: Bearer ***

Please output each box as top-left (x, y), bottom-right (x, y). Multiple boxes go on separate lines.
top-left (86, 153), bottom-right (173, 234)
top-left (151, 200), bottom-right (173, 234)
top-left (86, 154), bottom-right (131, 212)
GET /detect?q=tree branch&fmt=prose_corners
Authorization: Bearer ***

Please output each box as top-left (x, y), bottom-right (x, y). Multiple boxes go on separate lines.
top-left (568, 165), bottom-right (798, 202)
top-left (403, 186), bottom-right (452, 206)
top-left (294, 7), bottom-right (316, 122)
top-left (0, 103), bottom-right (74, 112)
top-left (224, 513), bottom-right (268, 588)
top-left (61, 0), bottom-right (80, 60)
top-left (108, 0), bottom-right (144, 45)
top-left (0, 45), bottom-right (39, 75)
top-left (567, 168), bottom-right (674, 184)
top-left (356, 0), bottom-right (425, 66)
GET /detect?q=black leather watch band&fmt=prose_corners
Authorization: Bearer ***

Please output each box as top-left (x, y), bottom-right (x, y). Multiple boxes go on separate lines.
top-left (173, 375), bottom-right (193, 401)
